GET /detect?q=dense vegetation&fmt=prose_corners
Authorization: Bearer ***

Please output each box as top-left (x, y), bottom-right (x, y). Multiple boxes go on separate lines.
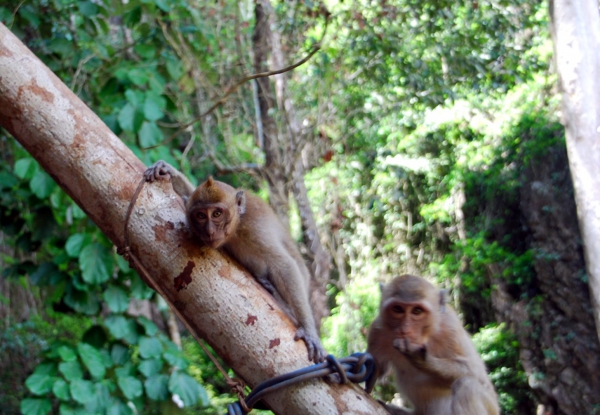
top-left (1, 0), bottom-right (598, 414)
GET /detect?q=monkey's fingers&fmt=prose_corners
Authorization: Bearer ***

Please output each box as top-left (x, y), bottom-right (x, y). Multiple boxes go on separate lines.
top-left (143, 160), bottom-right (171, 182)
top-left (294, 328), bottom-right (327, 363)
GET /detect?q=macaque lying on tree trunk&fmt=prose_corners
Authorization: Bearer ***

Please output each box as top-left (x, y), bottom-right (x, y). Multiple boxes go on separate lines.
top-left (144, 161), bottom-right (326, 363)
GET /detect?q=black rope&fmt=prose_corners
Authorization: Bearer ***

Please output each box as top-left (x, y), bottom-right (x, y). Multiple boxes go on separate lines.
top-left (226, 352), bottom-right (376, 414)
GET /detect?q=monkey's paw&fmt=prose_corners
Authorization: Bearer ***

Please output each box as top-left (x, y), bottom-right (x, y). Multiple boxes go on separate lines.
top-left (294, 327), bottom-right (327, 363)
top-left (143, 160), bottom-right (172, 183)
top-left (393, 338), bottom-right (427, 362)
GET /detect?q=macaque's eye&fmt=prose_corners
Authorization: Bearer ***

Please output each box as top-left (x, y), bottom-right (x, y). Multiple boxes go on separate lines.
top-left (212, 210), bottom-right (223, 218)
top-left (196, 212), bottom-right (207, 220)
top-left (391, 305), bottom-right (405, 314)
top-left (412, 306), bottom-right (424, 315)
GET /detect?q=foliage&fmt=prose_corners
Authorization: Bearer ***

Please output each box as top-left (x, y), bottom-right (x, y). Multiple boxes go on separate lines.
top-left (473, 324), bottom-right (534, 414)
top-left (0, 0), bottom-right (571, 412)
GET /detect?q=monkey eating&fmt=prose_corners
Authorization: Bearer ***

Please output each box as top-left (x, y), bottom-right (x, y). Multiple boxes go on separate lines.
top-left (367, 274), bottom-right (499, 415)
top-left (144, 160), bottom-right (327, 363)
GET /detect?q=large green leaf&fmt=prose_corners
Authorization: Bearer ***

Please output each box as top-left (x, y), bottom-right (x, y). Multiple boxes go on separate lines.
top-left (53, 378), bottom-right (71, 401)
top-left (168, 371), bottom-right (207, 407)
top-left (137, 317), bottom-right (158, 336)
top-left (30, 170), bottom-right (57, 199)
top-left (79, 243), bottom-right (112, 284)
top-left (14, 158), bottom-right (38, 179)
top-left (117, 376), bottom-right (143, 400)
top-left (25, 373), bottom-right (57, 395)
top-left (57, 345), bottom-right (77, 362)
top-left (144, 374), bottom-right (169, 401)
top-left (103, 285), bottom-right (129, 313)
top-left (138, 336), bottom-right (162, 359)
top-left (143, 93), bottom-right (165, 121)
top-left (70, 379), bottom-right (96, 404)
top-left (105, 316), bottom-right (140, 344)
top-left (65, 233), bottom-right (92, 258)
top-left (107, 398), bottom-right (133, 415)
top-left (21, 398), bottom-right (52, 415)
top-left (59, 360), bottom-right (84, 381)
top-left (77, 343), bottom-right (106, 379)
top-left (117, 103), bottom-right (144, 133)
top-left (138, 358), bottom-right (163, 377)
top-left (111, 343), bottom-right (130, 366)
top-left (59, 404), bottom-right (87, 415)
top-left (138, 121), bottom-right (163, 148)
top-left (163, 348), bottom-right (188, 370)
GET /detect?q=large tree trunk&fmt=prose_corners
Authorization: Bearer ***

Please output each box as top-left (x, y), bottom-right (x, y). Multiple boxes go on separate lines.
top-left (549, 0), bottom-right (600, 342)
top-left (0, 23), bottom-right (386, 415)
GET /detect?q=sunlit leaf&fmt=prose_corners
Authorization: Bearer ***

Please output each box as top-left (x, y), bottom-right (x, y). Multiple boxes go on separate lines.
top-left (103, 285), bottom-right (130, 313)
top-left (79, 243), bottom-right (112, 284)
top-left (20, 398), bottom-right (52, 415)
top-left (168, 371), bottom-right (207, 407)
top-left (144, 374), bottom-right (169, 400)
top-left (78, 343), bottom-right (106, 379)
top-left (30, 170), bottom-right (57, 199)
top-left (117, 376), bottom-right (143, 400)
top-left (139, 336), bottom-right (162, 359)
top-left (70, 379), bottom-right (96, 404)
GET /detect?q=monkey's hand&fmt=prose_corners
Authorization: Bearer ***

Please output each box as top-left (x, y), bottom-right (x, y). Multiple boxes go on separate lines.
top-left (143, 160), bottom-right (173, 183)
top-left (294, 327), bottom-right (327, 363)
top-left (393, 337), bottom-right (427, 364)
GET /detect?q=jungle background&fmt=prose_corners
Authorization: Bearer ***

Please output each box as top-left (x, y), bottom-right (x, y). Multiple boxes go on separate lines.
top-left (1, 0), bottom-right (599, 414)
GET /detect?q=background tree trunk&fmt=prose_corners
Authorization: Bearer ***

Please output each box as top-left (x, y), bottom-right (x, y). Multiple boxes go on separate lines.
top-left (0, 23), bottom-right (386, 415)
top-left (549, 0), bottom-right (600, 343)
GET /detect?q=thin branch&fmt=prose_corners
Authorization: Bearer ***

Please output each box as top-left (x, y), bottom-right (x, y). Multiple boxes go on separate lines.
top-left (144, 42), bottom-right (323, 150)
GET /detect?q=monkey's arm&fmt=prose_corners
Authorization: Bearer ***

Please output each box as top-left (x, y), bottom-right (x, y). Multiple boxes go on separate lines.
top-left (393, 338), bottom-right (471, 382)
top-left (144, 160), bottom-right (196, 200)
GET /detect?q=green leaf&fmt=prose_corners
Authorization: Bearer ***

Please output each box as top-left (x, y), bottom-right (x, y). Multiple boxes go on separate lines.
top-left (77, 1), bottom-right (98, 17)
top-left (53, 378), bottom-right (71, 401)
top-left (59, 360), bottom-right (84, 381)
top-left (103, 286), bottom-right (129, 313)
top-left (25, 373), bottom-right (56, 395)
top-left (70, 379), bottom-right (96, 404)
top-left (57, 345), bottom-right (77, 362)
top-left (21, 398), bottom-right (52, 415)
top-left (79, 243), bottom-right (112, 284)
top-left (14, 158), bottom-right (38, 179)
top-left (138, 121), bottom-right (163, 148)
top-left (138, 336), bottom-right (162, 359)
top-left (84, 381), bottom-right (112, 414)
top-left (131, 275), bottom-right (154, 300)
top-left (137, 317), bottom-right (158, 336)
top-left (138, 358), bottom-right (163, 377)
top-left (59, 403), bottom-right (87, 415)
top-left (143, 94), bottom-right (165, 121)
top-left (169, 371), bottom-right (207, 407)
top-left (153, 0), bottom-right (170, 12)
top-left (65, 233), bottom-right (92, 258)
top-left (105, 316), bottom-right (139, 344)
top-left (30, 170), bottom-right (57, 198)
top-left (34, 362), bottom-right (58, 376)
top-left (118, 103), bottom-right (144, 133)
top-left (78, 343), bottom-right (106, 379)
top-left (144, 374), bottom-right (169, 401)
top-left (166, 59), bottom-right (183, 81)
top-left (163, 348), bottom-right (188, 370)
top-left (107, 397), bottom-right (133, 415)
top-left (118, 376), bottom-right (143, 400)
top-left (128, 68), bottom-right (149, 86)
top-left (134, 44), bottom-right (155, 59)
top-left (64, 285), bottom-right (100, 315)
top-left (111, 343), bottom-right (130, 366)
top-left (0, 171), bottom-right (19, 189)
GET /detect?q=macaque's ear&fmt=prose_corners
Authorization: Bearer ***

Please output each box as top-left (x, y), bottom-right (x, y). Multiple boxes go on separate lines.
top-left (236, 191), bottom-right (246, 215)
top-left (439, 289), bottom-right (447, 313)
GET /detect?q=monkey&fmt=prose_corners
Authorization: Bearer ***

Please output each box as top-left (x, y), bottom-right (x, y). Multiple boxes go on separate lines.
top-left (144, 160), bottom-right (327, 363)
top-left (367, 274), bottom-right (499, 415)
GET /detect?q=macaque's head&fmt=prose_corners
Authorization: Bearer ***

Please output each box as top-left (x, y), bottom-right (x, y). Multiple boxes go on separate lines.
top-left (186, 177), bottom-right (246, 248)
top-left (380, 275), bottom-right (445, 346)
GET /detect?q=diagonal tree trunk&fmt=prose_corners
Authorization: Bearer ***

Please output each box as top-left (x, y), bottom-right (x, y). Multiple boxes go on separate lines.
top-left (549, 0), bottom-right (600, 343)
top-left (0, 23), bottom-right (386, 415)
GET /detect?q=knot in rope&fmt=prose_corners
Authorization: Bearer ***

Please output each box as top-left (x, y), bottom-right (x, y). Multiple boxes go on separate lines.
top-left (226, 352), bottom-right (376, 415)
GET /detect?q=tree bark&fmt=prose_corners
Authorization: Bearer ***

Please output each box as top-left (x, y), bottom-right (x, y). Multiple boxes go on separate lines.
top-left (549, 0), bottom-right (600, 342)
top-left (0, 23), bottom-right (386, 415)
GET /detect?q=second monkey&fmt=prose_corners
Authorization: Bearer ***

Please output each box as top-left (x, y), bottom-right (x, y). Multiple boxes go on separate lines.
top-left (144, 160), bottom-right (327, 363)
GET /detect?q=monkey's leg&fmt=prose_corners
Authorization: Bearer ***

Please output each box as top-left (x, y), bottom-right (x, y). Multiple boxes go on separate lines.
top-left (268, 255), bottom-right (327, 363)
top-left (450, 377), bottom-right (498, 415)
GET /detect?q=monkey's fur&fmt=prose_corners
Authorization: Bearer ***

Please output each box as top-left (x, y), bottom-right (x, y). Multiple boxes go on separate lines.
top-left (367, 275), bottom-right (499, 415)
top-left (144, 161), bottom-right (326, 362)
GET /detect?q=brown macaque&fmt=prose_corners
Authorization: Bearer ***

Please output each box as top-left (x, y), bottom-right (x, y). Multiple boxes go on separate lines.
top-left (144, 160), bottom-right (326, 362)
top-left (367, 275), bottom-right (499, 415)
